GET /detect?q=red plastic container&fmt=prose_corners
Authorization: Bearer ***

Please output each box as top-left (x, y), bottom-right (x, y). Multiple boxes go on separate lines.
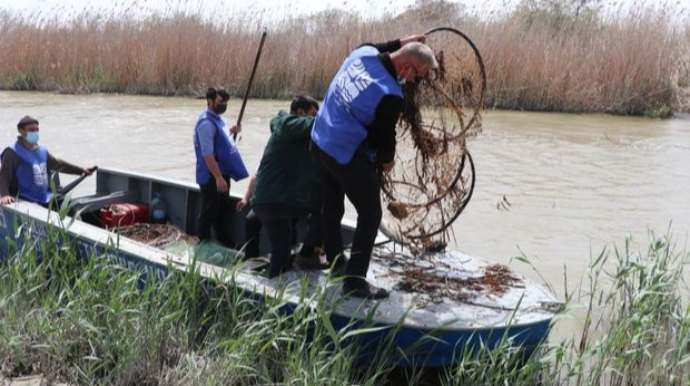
top-left (100, 203), bottom-right (149, 229)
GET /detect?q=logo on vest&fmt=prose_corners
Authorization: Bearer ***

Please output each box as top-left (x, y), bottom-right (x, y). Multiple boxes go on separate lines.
top-left (334, 59), bottom-right (373, 112)
top-left (32, 163), bottom-right (48, 187)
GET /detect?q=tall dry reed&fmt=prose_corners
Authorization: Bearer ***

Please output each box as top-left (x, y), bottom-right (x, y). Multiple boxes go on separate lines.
top-left (0, 0), bottom-right (687, 115)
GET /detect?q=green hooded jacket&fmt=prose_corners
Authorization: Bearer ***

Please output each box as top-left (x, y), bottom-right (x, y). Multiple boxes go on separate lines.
top-left (250, 110), bottom-right (320, 211)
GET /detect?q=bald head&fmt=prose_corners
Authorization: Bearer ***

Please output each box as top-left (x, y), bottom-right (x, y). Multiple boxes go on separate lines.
top-left (399, 42), bottom-right (438, 70)
top-left (390, 42), bottom-right (438, 84)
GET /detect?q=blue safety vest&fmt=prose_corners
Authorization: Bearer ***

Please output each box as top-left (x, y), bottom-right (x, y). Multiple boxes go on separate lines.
top-left (194, 110), bottom-right (249, 185)
top-left (2, 142), bottom-right (52, 204)
top-left (312, 46), bottom-right (403, 164)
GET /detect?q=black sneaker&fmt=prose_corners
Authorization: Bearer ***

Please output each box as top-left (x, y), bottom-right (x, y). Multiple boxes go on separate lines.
top-left (343, 281), bottom-right (390, 300)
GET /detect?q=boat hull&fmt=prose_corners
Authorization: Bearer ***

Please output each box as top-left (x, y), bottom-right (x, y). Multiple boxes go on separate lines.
top-left (0, 168), bottom-right (559, 367)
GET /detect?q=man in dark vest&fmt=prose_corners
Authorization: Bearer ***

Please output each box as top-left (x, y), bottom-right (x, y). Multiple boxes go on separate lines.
top-left (249, 95), bottom-right (327, 278)
top-left (311, 36), bottom-right (438, 299)
top-left (194, 87), bottom-right (249, 247)
top-left (0, 116), bottom-right (93, 206)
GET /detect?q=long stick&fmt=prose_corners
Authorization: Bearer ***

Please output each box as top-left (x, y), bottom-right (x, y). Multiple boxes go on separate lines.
top-left (234, 29), bottom-right (268, 140)
top-left (58, 166), bottom-right (98, 196)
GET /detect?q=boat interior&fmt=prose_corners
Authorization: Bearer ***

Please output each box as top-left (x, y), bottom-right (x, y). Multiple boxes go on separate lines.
top-left (65, 167), bottom-right (358, 255)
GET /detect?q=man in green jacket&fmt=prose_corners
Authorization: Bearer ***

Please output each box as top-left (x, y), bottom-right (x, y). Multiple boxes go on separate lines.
top-left (250, 95), bottom-right (326, 278)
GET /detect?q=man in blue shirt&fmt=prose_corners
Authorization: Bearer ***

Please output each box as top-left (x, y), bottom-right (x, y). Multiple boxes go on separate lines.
top-left (0, 116), bottom-right (93, 207)
top-left (311, 36), bottom-right (438, 299)
top-left (194, 87), bottom-right (248, 247)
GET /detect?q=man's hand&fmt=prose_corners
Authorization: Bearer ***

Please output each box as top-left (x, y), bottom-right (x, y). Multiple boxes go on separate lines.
top-left (401, 35), bottom-right (427, 45)
top-left (230, 124), bottom-right (242, 135)
top-left (382, 160), bottom-right (395, 173)
top-left (236, 198), bottom-right (248, 212)
top-left (215, 176), bottom-right (229, 194)
top-left (0, 196), bottom-right (15, 205)
top-left (82, 167), bottom-right (93, 176)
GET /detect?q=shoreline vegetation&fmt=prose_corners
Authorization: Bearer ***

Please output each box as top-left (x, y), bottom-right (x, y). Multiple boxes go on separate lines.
top-left (0, 0), bottom-right (688, 117)
top-left (1, 211), bottom-right (688, 385)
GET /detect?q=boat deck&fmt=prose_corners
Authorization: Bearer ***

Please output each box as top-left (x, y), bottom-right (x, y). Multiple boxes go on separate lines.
top-left (0, 167), bottom-right (563, 366)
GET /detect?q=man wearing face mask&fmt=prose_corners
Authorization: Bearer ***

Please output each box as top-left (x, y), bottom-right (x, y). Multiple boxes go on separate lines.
top-left (0, 115), bottom-right (93, 206)
top-left (311, 36), bottom-right (438, 299)
top-left (194, 87), bottom-right (248, 247)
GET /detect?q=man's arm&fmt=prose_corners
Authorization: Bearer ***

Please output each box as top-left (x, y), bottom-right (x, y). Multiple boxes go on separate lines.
top-left (236, 175), bottom-right (257, 212)
top-left (359, 35), bottom-right (427, 53)
top-left (360, 39), bottom-right (402, 54)
top-left (368, 96), bottom-right (404, 167)
top-left (0, 149), bottom-right (18, 203)
top-left (47, 152), bottom-right (90, 176)
top-left (203, 155), bottom-right (228, 193)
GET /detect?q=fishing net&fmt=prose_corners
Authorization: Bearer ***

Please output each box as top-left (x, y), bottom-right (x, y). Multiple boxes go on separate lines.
top-left (117, 223), bottom-right (199, 249)
top-left (381, 27), bottom-right (486, 249)
top-left (117, 223), bottom-right (243, 267)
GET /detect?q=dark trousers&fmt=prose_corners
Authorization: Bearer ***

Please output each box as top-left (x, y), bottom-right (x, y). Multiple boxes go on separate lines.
top-left (243, 209), bottom-right (262, 258)
top-left (310, 143), bottom-right (382, 288)
top-left (198, 174), bottom-right (233, 247)
top-left (253, 204), bottom-right (322, 278)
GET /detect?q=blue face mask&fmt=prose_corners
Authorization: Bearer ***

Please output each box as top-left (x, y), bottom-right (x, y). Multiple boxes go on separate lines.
top-left (397, 66), bottom-right (418, 86)
top-left (26, 132), bottom-right (39, 144)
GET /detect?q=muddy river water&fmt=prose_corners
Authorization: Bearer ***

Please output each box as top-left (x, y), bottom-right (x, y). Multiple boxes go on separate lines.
top-left (1, 91), bottom-right (688, 306)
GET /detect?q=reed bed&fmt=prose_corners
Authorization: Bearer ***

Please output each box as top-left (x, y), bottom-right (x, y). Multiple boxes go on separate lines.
top-left (0, 0), bottom-right (687, 116)
top-left (0, 205), bottom-right (689, 385)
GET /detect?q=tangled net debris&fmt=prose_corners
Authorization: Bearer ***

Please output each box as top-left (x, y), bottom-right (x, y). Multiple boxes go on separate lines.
top-left (381, 27), bottom-right (486, 249)
top-left (117, 223), bottom-right (199, 249)
top-left (397, 263), bottom-right (520, 301)
top-left (373, 248), bottom-right (521, 302)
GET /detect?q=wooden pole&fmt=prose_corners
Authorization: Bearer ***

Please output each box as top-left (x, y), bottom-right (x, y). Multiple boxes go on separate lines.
top-left (234, 29), bottom-right (268, 140)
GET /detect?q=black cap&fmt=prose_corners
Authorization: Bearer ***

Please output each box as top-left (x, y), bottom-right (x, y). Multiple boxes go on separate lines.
top-left (17, 116), bottom-right (39, 130)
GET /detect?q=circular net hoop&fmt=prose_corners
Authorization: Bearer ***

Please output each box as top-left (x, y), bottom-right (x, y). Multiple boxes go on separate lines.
top-left (381, 27), bottom-right (486, 247)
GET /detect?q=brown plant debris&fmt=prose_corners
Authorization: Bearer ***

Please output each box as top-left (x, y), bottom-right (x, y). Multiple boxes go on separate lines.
top-left (381, 29), bottom-right (486, 248)
top-left (117, 223), bottom-right (199, 249)
top-left (395, 263), bottom-right (520, 302)
top-left (387, 202), bottom-right (409, 220)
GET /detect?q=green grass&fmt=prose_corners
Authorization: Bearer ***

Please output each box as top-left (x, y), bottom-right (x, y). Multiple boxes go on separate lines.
top-left (645, 105), bottom-right (674, 119)
top-left (0, 219), bottom-right (400, 385)
top-left (1, 214), bottom-right (688, 385)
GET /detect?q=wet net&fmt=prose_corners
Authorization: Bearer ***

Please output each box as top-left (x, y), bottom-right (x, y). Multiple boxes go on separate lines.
top-left (381, 27), bottom-right (486, 249)
top-left (117, 223), bottom-right (199, 249)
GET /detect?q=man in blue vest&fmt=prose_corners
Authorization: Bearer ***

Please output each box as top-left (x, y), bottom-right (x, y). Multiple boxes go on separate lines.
top-left (194, 87), bottom-right (249, 247)
top-left (0, 116), bottom-right (93, 206)
top-left (311, 36), bottom-right (438, 299)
